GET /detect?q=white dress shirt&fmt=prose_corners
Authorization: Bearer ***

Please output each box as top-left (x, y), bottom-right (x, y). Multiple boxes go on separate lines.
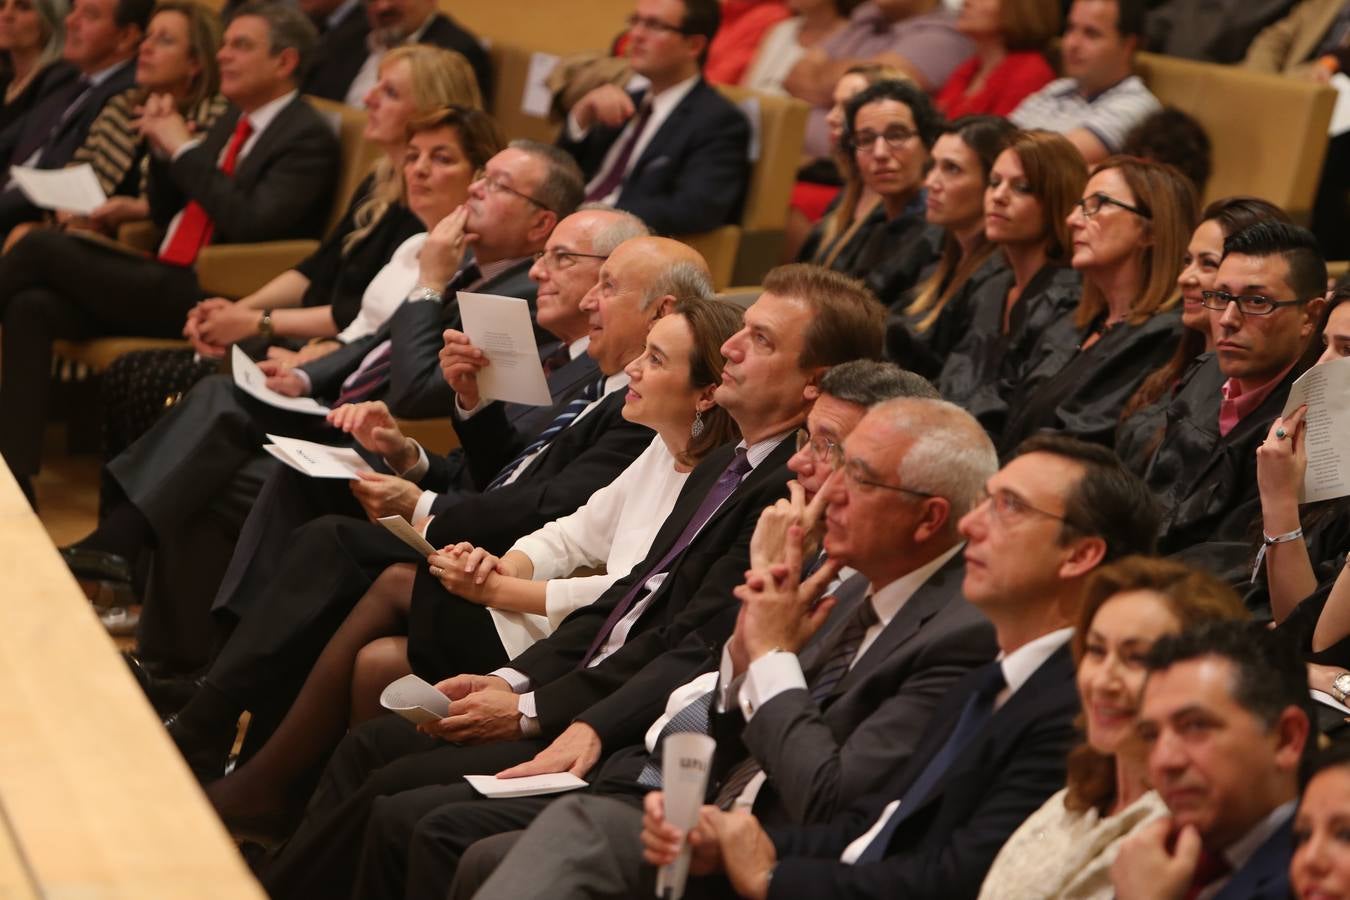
top-left (336, 232), bottom-right (427, 343)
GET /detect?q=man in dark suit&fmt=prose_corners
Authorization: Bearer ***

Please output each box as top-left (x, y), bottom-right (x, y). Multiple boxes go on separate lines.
top-left (1142, 222), bottom-right (1326, 567)
top-left (559, 0), bottom-right (750, 236)
top-left (469, 434), bottom-right (1160, 900)
top-left (352, 379), bottom-right (1002, 900)
top-left (0, 0), bottom-right (149, 233)
top-left (303, 0), bottom-right (492, 106)
top-left (257, 264), bottom-right (888, 899)
top-left (0, 1), bottom-right (340, 504)
top-left (1111, 622), bottom-right (1310, 900)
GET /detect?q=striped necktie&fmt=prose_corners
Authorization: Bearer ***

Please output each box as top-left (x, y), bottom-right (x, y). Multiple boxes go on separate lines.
top-left (484, 375), bottom-right (606, 490)
top-left (636, 690), bottom-right (715, 788)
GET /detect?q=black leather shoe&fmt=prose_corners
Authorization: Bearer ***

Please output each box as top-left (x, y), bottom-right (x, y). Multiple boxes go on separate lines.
top-left (60, 547), bottom-right (132, 584)
top-left (122, 652), bottom-right (204, 716)
top-left (164, 711), bottom-right (237, 785)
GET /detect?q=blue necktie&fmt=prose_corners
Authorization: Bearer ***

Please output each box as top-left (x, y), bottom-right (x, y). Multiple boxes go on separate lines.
top-left (855, 661), bottom-right (1006, 864)
top-left (636, 690), bottom-right (715, 788)
top-left (485, 375), bottom-right (606, 490)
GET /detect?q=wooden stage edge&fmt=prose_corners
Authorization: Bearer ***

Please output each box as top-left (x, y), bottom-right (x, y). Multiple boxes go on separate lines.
top-left (0, 462), bottom-right (263, 898)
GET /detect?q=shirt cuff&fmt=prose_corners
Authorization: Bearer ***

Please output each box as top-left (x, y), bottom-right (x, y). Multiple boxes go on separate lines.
top-left (292, 369), bottom-right (313, 395)
top-left (564, 110), bottom-right (589, 142)
top-left (168, 136), bottom-right (204, 162)
top-left (517, 690), bottom-right (538, 725)
top-left (740, 651), bottom-right (807, 721)
top-left (394, 441), bottom-right (429, 481)
top-left (412, 490), bottom-right (437, 523)
top-left (455, 393), bottom-right (488, 420)
top-left (492, 667), bottom-right (532, 693)
top-left (717, 643), bottom-right (742, 713)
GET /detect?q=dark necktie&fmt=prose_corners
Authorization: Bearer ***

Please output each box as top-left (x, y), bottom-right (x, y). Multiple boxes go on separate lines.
top-left (159, 116), bottom-right (254, 266)
top-left (334, 264), bottom-right (480, 406)
top-left (854, 662), bottom-right (1006, 864)
top-left (578, 448), bottom-right (753, 668)
top-left (485, 374), bottom-right (606, 490)
top-left (541, 343), bottom-right (571, 375)
top-left (1184, 846), bottom-right (1231, 900)
top-left (635, 689), bottom-right (715, 788)
top-left (583, 100), bottom-right (652, 202)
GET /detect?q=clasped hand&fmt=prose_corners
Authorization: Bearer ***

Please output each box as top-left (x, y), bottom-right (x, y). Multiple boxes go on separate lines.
top-left (641, 792), bottom-right (777, 900)
top-left (427, 542), bottom-right (516, 604)
top-left (418, 673), bottom-right (522, 743)
top-left (137, 92), bottom-right (194, 156)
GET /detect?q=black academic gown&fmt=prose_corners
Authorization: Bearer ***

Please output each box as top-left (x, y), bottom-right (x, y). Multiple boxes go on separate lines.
top-left (884, 252), bottom-right (1007, 381)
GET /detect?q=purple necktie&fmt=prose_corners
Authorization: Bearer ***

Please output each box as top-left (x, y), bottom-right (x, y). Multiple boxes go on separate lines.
top-left (578, 448), bottom-right (752, 667)
top-left (583, 100), bottom-right (652, 202)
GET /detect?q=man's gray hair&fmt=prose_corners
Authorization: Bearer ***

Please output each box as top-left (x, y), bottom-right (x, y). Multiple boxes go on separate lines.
top-left (820, 360), bottom-right (938, 408)
top-left (880, 397), bottom-right (997, 523)
top-left (643, 260), bottom-right (714, 310)
top-left (576, 204), bottom-right (652, 255)
top-left (508, 139), bottom-right (585, 217)
top-left (229, 1), bottom-right (318, 79)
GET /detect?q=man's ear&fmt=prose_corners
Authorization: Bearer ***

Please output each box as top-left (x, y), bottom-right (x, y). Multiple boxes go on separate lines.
top-left (526, 210), bottom-right (559, 247)
top-left (912, 498), bottom-right (952, 544)
top-left (801, 366), bottom-right (826, 403)
top-left (115, 25), bottom-right (144, 59)
top-left (1302, 296), bottom-right (1328, 340)
top-left (1273, 706), bottom-right (1312, 773)
top-left (274, 45), bottom-right (301, 84)
top-left (1058, 535), bottom-right (1107, 580)
top-left (654, 294), bottom-right (677, 319)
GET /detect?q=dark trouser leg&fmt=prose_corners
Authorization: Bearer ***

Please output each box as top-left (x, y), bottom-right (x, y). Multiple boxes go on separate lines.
top-left (448, 832), bottom-right (524, 900)
top-left (262, 716), bottom-right (544, 900)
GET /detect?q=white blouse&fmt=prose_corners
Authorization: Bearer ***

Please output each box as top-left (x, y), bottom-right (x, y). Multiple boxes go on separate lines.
top-left (335, 232), bottom-right (427, 343)
top-left (978, 787), bottom-right (1168, 900)
top-left (741, 19), bottom-right (805, 95)
top-left (487, 435), bottom-right (690, 658)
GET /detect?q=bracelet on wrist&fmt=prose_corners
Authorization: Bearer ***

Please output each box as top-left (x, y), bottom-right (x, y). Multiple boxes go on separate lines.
top-left (1251, 527), bottom-right (1305, 584)
top-left (257, 309), bottom-right (274, 341)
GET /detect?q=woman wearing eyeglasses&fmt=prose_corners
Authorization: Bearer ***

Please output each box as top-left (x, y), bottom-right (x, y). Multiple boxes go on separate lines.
top-left (931, 129), bottom-right (1086, 435)
top-left (1115, 197), bottom-right (1293, 474)
top-left (199, 297), bottom-right (743, 836)
top-left (823, 78), bottom-right (944, 307)
top-left (996, 156), bottom-right (1195, 454)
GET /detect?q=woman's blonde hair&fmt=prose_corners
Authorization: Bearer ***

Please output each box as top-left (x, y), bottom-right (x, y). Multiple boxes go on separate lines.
top-left (345, 45), bottom-right (485, 253)
top-left (1073, 156), bottom-right (1198, 329)
top-left (150, 1), bottom-right (223, 111)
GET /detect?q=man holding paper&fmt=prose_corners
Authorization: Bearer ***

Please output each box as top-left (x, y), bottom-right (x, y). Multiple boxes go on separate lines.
top-left (1139, 221), bottom-right (1326, 571)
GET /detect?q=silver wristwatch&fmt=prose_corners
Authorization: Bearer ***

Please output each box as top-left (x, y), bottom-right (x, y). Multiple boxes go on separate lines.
top-left (1332, 672), bottom-right (1350, 703)
top-left (408, 285), bottom-right (443, 303)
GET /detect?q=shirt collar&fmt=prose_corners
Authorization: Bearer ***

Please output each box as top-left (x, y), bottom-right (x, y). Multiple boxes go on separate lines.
top-left (470, 254), bottom-right (531, 288)
top-left (1222, 800), bottom-right (1295, 872)
top-left (737, 430), bottom-right (794, 471)
top-left (85, 57), bottom-right (133, 87)
top-left (240, 89), bottom-right (298, 137)
top-left (367, 12), bottom-right (436, 52)
top-left (601, 370), bottom-right (630, 397)
top-left (1217, 361), bottom-right (1296, 437)
top-left (566, 335), bottom-right (590, 360)
top-left (868, 542), bottom-right (964, 628)
top-left (644, 73), bottom-right (700, 119)
top-left (998, 627), bottom-right (1073, 698)
top-left (326, 0), bottom-right (361, 30)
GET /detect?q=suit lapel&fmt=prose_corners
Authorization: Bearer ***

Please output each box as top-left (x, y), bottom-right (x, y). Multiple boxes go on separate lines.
top-left (627, 80), bottom-right (701, 178)
top-left (796, 572), bottom-right (872, 675)
top-left (231, 97), bottom-right (304, 186)
top-left (1214, 817), bottom-right (1293, 900)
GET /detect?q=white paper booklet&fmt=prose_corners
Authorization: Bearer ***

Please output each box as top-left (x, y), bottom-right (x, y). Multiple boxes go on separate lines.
top-left (380, 674), bottom-right (451, 726)
top-left (1313, 688), bottom-right (1350, 715)
top-left (231, 345), bottom-right (331, 415)
top-left (377, 515), bottom-right (437, 556)
top-left (11, 163), bottom-right (106, 214)
top-left (1281, 354), bottom-right (1350, 503)
top-left (458, 291), bottom-right (552, 406)
top-left (463, 772), bottom-right (588, 799)
top-left (263, 434), bottom-right (373, 479)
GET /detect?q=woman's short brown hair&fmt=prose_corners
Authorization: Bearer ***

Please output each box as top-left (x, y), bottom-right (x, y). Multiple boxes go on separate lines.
top-left (153, 0), bottom-right (223, 110)
top-left (673, 296), bottom-right (744, 464)
top-left (1003, 130), bottom-right (1087, 262)
top-left (1064, 555), bottom-right (1249, 814)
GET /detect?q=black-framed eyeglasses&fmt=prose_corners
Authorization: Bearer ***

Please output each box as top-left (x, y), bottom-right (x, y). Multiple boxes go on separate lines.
top-left (1199, 290), bottom-right (1310, 317)
top-left (975, 487), bottom-right (1078, 530)
top-left (795, 428), bottom-right (843, 469)
top-left (848, 125), bottom-right (919, 153)
top-left (842, 458), bottom-right (934, 498)
top-left (532, 248), bottom-right (608, 269)
top-left (474, 169), bottom-right (552, 212)
top-left (626, 13), bottom-right (686, 34)
top-left (1074, 192), bottom-right (1151, 219)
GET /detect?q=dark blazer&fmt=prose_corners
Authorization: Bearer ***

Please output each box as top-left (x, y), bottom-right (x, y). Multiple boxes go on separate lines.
top-left (1146, 353), bottom-right (1302, 556)
top-left (1214, 816), bottom-right (1293, 900)
top-left (732, 557), bottom-right (998, 826)
top-left (147, 95), bottom-right (338, 244)
top-left (558, 78), bottom-right (750, 235)
top-left (0, 57), bottom-right (134, 171)
top-left (522, 439), bottom-right (796, 740)
top-left (303, 12), bottom-right (493, 104)
top-left (764, 643), bottom-right (1080, 900)
top-left (300, 258), bottom-right (536, 418)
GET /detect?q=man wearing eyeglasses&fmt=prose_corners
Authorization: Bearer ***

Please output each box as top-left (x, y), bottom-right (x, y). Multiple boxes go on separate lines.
top-left (1140, 220), bottom-right (1326, 565)
top-left (559, 0), bottom-right (751, 236)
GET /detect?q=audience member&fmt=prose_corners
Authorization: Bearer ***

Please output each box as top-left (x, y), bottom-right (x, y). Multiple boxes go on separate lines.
top-left (1116, 197), bottom-right (1291, 474)
top-left (788, 0), bottom-right (973, 157)
top-left (0, 0), bottom-right (76, 134)
top-left (0, 0), bottom-right (339, 507)
top-left (403, 391), bottom-right (1000, 900)
top-left (1009, 0), bottom-right (1161, 165)
top-left (101, 49), bottom-right (486, 465)
top-left (979, 555), bottom-right (1248, 899)
top-left (483, 433), bottom-right (1158, 900)
top-left (298, 0), bottom-right (362, 35)
top-left (741, 0), bottom-right (853, 95)
top-left (831, 79), bottom-right (943, 305)
top-left (886, 115), bottom-right (1017, 379)
top-left (1145, 0), bottom-right (1296, 64)
top-left (0, 0), bottom-right (150, 234)
top-left (935, 0), bottom-right (1058, 119)
top-left (560, 0), bottom-right (751, 236)
top-left (256, 264), bottom-right (884, 898)
top-left (1141, 221), bottom-right (1325, 564)
top-left (703, 0), bottom-right (790, 85)
top-left (1120, 106), bottom-right (1212, 198)
top-left (303, 0), bottom-right (491, 108)
top-left (1112, 622), bottom-right (1311, 900)
top-left (934, 129), bottom-right (1085, 434)
top-left (998, 156), bottom-right (1194, 453)
top-left (203, 293), bottom-right (738, 837)
top-left (1291, 743), bottom-right (1350, 900)
top-left (162, 223), bottom-right (674, 775)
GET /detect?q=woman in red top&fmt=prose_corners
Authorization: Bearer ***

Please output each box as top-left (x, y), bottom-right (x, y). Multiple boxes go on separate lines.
top-left (937, 0), bottom-right (1059, 119)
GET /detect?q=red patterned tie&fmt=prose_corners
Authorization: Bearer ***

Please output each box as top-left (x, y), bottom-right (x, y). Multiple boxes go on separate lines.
top-left (159, 115), bottom-right (254, 267)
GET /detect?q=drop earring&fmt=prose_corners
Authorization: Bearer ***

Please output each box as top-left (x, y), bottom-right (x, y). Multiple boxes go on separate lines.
top-left (691, 409), bottom-right (705, 438)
